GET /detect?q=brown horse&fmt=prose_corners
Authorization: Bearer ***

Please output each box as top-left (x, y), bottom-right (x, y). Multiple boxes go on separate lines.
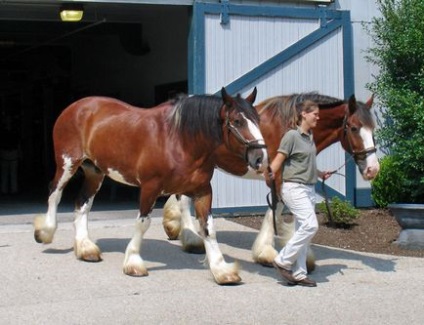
top-left (162, 92), bottom-right (380, 271)
top-left (33, 88), bottom-right (268, 285)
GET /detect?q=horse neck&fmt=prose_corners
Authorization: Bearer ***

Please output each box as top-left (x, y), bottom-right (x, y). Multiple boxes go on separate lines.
top-left (314, 103), bottom-right (347, 153)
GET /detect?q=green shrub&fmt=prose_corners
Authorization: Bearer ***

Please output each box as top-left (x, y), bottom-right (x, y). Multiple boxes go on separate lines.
top-left (365, 0), bottom-right (424, 204)
top-left (317, 197), bottom-right (360, 227)
top-left (371, 155), bottom-right (409, 207)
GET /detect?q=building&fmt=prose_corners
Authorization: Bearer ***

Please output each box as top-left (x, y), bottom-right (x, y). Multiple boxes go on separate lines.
top-left (0, 0), bottom-right (380, 211)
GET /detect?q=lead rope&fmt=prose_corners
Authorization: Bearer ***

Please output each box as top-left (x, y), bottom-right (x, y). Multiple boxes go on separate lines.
top-left (321, 155), bottom-right (354, 226)
top-left (266, 166), bottom-right (279, 236)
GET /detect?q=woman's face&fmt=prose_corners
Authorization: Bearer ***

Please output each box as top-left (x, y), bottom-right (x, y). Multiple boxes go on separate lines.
top-left (302, 106), bottom-right (320, 129)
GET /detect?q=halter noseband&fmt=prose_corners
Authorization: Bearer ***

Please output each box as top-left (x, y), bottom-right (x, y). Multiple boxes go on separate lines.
top-left (224, 114), bottom-right (267, 162)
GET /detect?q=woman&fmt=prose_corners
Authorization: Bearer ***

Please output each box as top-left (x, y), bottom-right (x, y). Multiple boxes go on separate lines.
top-left (266, 100), bottom-right (332, 287)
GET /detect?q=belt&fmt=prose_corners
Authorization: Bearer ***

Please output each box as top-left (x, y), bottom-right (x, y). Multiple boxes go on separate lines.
top-left (284, 181), bottom-right (315, 186)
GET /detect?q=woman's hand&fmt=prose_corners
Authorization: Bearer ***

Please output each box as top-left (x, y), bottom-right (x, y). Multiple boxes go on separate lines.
top-left (319, 170), bottom-right (333, 180)
top-left (265, 167), bottom-right (275, 188)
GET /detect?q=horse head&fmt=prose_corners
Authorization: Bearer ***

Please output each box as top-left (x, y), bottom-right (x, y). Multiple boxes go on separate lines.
top-left (340, 94), bottom-right (380, 180)
top-left (220, 87), bottom-right (268, 172)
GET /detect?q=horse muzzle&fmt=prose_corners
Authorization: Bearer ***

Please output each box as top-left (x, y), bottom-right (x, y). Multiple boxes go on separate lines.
top-left (354, 148), bottom-right (380, 180)
top-left (246, 143), bottom-right (268, 172)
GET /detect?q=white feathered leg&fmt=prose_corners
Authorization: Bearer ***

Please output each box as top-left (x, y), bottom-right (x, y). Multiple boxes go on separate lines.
top-left (162, 194), bottom-right (182, 240)
top-left (179, 196), bottom-right (204, 253)
top-left (123, 213), bottom-right (151, 277)
top-left (162, 195), bottom-right (204, 253)
top-left (73, 197), bottom-right (102, 262)
top-left (203, 215), bottom-right (240, 284)
top-left (34, 157), bottom-right (75, 244)
top-left (34, 188), bottom-right (61, 244)
top-left (251, 203), bottom-right (283, 266)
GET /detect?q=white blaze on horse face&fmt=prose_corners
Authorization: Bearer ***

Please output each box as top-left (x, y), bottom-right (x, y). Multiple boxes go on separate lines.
top-left (242, 113), bottom-right (268, 168)
top-left (360, 127), bottom-right (380, 179)
top-left (107, 168), bottom-right (135, 186)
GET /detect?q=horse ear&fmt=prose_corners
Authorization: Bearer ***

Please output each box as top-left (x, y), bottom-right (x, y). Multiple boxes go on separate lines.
top-left (365, 94), bottom-right (374, 109)
top-left (246, 87), bottom-right (257, 104)
top-left (348, 94), bottom-right (357, 115)
top-left (221, 87), bottom-right (234, 107)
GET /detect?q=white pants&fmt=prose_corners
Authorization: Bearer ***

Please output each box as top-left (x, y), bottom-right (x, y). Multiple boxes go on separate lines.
top-left (274, 182), bottom-right (318, 280)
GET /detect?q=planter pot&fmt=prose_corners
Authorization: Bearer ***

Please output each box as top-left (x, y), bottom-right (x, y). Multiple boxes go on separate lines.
top-left (388, 203), bottom-right (424, 249)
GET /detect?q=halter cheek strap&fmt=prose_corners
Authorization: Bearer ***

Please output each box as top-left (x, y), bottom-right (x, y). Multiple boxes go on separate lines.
top-left (224, 114), bottom-right (267, 162)
top-left (342, 113), bottom-right (377, 162)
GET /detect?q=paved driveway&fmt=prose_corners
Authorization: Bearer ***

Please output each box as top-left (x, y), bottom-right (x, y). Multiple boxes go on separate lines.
top-left (1, 208), bottom-right (423, 324)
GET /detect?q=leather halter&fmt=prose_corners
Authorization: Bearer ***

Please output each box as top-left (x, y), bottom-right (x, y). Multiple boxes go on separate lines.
top-left (342, 113), bottom-right (377, 162)
top-left (224, 114), bottom-right (267, 163)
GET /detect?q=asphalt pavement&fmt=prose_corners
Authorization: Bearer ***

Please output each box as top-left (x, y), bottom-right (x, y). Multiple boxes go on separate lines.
top-left (1, 205), bottom-right (424, 325)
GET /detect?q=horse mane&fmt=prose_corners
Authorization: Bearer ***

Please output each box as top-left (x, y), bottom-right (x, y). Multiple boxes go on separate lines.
top-left (257, 92), bottom-right (377, 129)
top-left (258, 92), bottom-right (342, 128)
top-left (168, 94), bottom-right (259, 143)
top-left (168, 95), bottom-right (221, 142)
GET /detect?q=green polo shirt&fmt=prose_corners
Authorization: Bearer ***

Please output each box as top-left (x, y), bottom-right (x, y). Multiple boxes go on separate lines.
top-left (277, 127), bottom-right (317, 185)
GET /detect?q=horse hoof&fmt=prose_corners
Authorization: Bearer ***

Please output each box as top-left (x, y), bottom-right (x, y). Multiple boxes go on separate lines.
top-left (34, 230), bottom-right (43, 243)
top-left (163, 224), bottom-right (180, 240)
top-left (33, 230), bottom-right (53, 244)
top-left (124, 267), bottom-right (149, 277)
top-left (81, 255), bottom-right (103, 263)
top-left (33, 215), bottom-right (55, 244)
top-left (215, 274), bottom-right (242, 285)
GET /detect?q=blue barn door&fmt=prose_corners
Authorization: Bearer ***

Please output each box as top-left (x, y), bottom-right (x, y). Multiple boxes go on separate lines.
top-left (188, 2), bottom-right (360, 211)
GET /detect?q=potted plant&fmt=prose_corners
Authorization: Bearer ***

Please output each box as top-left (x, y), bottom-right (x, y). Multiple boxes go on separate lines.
top-left (366, 0), bottom-right (424, 248)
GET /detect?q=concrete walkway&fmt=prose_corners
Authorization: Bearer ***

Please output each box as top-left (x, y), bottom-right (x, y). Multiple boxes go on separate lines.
top-left (1, 207), bottom-right (423, 325)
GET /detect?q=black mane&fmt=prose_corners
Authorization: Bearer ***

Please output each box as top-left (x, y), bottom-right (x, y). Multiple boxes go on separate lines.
top-left (168, 94), bottom-right (260, 143)
top-left (169, 95), bottom-right (222, 142)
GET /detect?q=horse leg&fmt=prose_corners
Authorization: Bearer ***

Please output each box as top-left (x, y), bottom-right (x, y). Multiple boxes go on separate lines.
top-left (194, 191), bottom-right (240, 285)
top-left (251, 203), bottom-right (283, 266)
top-left (179, 195), bottom-right (205, 253)
top-left (73, 162), bottom-right (105, 262)
top-left (34, 156), bottom-right (80, 244)
top-left (162, 194), bottom-right (183, 239)
top-left (122, 185), bottom-right (159, 277)
top-left (163, 194), bottom-right (205, 253)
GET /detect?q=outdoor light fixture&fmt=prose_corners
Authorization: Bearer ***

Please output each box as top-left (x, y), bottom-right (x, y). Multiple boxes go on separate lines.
top-left (60, 4), bottom-right (84, 22)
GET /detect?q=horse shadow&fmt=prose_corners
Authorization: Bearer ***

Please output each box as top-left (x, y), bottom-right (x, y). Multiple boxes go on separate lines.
top-left (41, 229), bottom-right (398, 284)
top-left (43, 247), bottom-right (74, 255)
top-left (97, 237), bottom-right (207, 271)
top-left (215, 230), bottom-right (398, 283)
top-left (42, 236), bottom-right (206, 271)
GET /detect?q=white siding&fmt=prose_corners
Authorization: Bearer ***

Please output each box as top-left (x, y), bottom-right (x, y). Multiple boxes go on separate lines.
top-left (203, 13), bottom-right (346, 209)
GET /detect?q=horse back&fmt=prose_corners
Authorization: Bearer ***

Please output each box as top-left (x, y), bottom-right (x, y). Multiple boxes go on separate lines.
top-left (52, 96), bottom-right (216, 191)
top-left (52, 97), bottom-right (171, 180)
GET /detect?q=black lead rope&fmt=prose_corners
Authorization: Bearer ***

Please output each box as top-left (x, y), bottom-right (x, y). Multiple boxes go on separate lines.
top-left (321, 170), bottom-right (345, 227)
top-left (266, 166), bottom-right (279, 236)
top-left (321, 174), bottom-right (335, 227)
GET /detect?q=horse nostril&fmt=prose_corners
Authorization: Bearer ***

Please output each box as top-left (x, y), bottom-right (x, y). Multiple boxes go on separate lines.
top-left (365, 166), bottom-right (378, 180)
top-left (256, 156), bottom-right (263, 169)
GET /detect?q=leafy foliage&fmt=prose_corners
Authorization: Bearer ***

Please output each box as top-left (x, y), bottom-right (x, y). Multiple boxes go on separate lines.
top-left (365, 0), bottom-right (424, 204)
top-left (317, 197), bottom-right (359, 227)
top-left (371, 155), bottom-right (409, 207)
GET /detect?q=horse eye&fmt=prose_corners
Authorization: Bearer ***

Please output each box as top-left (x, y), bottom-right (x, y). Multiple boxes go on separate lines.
top-left (350, 126), bottom-right (359, 132)
top-left (234, 119), bottom-right (242, 127)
